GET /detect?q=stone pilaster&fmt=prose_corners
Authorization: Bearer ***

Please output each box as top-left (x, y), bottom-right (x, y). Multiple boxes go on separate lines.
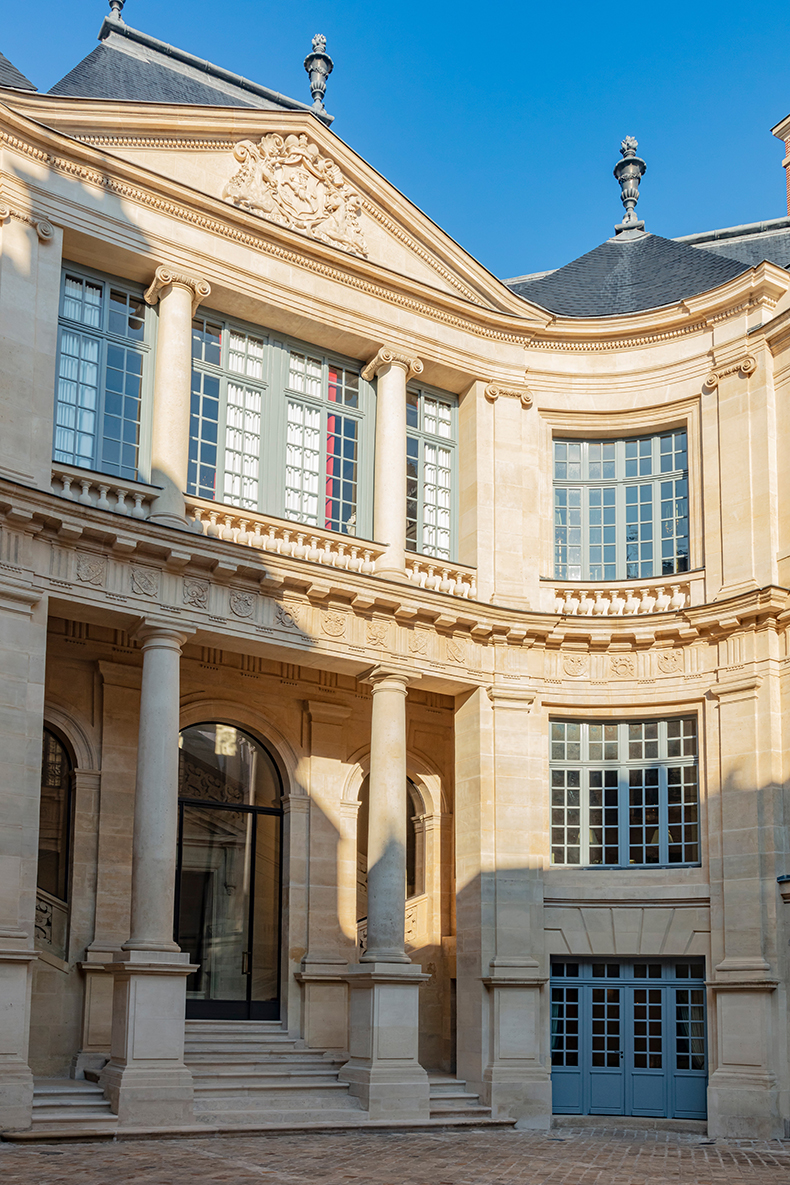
top-left (454, 685), bottom-right (551, 1129)
top-left (0, 576), bottom-right (46, 1132)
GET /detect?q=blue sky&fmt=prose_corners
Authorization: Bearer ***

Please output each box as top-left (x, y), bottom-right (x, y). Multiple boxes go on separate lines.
top-left (4, 0), bottom-right (790, 277)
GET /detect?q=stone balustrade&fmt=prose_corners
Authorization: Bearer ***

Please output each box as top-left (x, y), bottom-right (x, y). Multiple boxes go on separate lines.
top-left (52, 465), bottom-right (158, 519)
top-left (186, 497), bottom-right (385, 573)
top-left (549, 569), bottom-right (705, 616)
top-left (186, 497), bottom-right (478, 598)
top-left (35, 889), bottom-right (69, 961)
top-left (404, 555), bottom-right (477, 599)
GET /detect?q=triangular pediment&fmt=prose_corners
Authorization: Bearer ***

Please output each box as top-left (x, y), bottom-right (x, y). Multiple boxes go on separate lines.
top-left (2, 96), bottom-right (539, 316)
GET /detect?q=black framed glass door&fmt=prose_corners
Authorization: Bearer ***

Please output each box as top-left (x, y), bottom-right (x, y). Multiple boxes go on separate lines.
top-left (175, 723), bottom-right (283, 1020)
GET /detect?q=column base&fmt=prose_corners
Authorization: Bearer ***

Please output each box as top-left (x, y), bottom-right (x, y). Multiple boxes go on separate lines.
top-left (0, 947), bottom-right (37, 1132)
top-left (340, 962), bottom-right (430, 1121)
top-left (482, 974), bottom-right (551, 1130)
top-left (296, 962), bottom-right (349, 1052)
top-left (100, 950), bottom-right (196, 1127)
top-left (707, 1070), bottom-right (782, 1140)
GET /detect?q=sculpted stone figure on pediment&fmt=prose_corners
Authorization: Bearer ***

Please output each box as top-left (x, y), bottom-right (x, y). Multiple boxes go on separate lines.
top-left (222, 132), bottom-right (368, 257)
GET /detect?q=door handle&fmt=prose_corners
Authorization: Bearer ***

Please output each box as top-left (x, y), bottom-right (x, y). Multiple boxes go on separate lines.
top-left (241, 951), bottom-right (251, 975)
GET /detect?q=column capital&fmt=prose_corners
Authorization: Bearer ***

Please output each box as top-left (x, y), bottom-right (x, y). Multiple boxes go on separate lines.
top-left (132, 616), bottom-right (195, 650)
top-left (144, 265), bottom-right (211, 315)
top-left (362, 346), bottom-right (423, 383)
top-left (362, 662), bottom-right (416, 690)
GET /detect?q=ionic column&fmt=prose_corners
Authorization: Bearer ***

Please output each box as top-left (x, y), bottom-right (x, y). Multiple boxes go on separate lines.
top-left (144, 267), bottom-right (211, 528)
top-left (362, 347), bottom-right (423, 579)
top-left (340, 665), bottom-right (430, 1120)
top-left (101, 619), bottom-right (198, 1128)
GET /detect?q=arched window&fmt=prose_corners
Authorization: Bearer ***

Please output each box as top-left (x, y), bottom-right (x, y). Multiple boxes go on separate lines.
top-left (35, 729), bottom-right (74, 960)
top-left (356, 777), bottom-right (425, 924)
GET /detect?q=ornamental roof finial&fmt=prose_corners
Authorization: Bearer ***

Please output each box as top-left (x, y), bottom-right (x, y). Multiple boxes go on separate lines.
top-left (108, 0), bottom-right (125, 19)
top-left (304, 34), bottom-right (334, 114)
top-left (613, 135), bottom-right (647, 237)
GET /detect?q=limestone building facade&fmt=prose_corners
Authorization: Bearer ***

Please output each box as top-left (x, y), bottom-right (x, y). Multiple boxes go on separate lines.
top-left (1, 1), bottom-right (790, 1141)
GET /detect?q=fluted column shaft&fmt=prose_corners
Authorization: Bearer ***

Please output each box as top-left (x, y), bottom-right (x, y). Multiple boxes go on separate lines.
top-left (124, 624), bottom-right (188, 952)
top-left (362, 669), bottom-right (410, 963)
top-left (363, 347), bottom-right (422, 579)
top-left (145, 267), bottom-right (210, 527)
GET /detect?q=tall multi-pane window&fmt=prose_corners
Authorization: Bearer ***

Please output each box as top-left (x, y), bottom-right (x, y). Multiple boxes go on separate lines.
top-left (406, 387), bottom-right (457, 560)
top-left (54, 269), bottom-right (150, 480)
top-left (553, 432), bottom-right (689, 581)
top-left (549, 717), bottom-right (699, 868)
top-left (188, 318), bottom-right (369, 535)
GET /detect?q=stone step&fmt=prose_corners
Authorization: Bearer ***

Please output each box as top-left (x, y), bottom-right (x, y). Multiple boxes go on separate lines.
top-left (194, 1082), bottom-right (353, 1104)
top-left (429, 1103), bottom-right (492, 1117)
top-left (34, 1097), bottom-right (114, 1113)
top-left (193, 1107), bottom-right (368, 1127)
top-left (184, 1041), bottom-right (300, 1055)
top-left (429, 1093), bottom-right (484, 1107)
top-left (428, 1076), bottom-right (468, 1094)
top-left (187, 1055), bottom-right (345, 1070)
top-left (191, 1069), bottom-right (347, 1086)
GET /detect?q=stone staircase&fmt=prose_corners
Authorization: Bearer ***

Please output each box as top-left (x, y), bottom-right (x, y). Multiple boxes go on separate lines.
top-left (184, 1020), bottom-right (367, 1126)
top-left (28, 1079), bottom-right (118, 1137)
top-left (428, 1073), bottom-right (496, 1122)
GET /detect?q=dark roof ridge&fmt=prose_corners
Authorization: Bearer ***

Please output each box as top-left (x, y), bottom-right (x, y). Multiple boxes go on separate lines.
top-left (94, 15), bottom-right (331, 123)
top-left (675, 216), bottom-right (790, 246)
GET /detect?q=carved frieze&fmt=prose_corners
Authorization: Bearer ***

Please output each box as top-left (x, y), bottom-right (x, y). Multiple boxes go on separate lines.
top-left (183, 577), bottom-right (209, 608)
top-left (223, 132), bottom-right (368, 257)
top-left (75, 552), bottom-right (107, 586)
top-left (446, 637), bottom-right (467, 665)
top-left (657, 649), bottom-right (684, 675)
top-left (275, 602), bottom-right (302, 630)
top-left (229, 590), bottom-right (256, 619)
top-left (321, 610), bottom-right (347, 637)
top-left (130, 565), bottom-right (160, 598)
top-left (366, 620), bottom-right (389, 648)
top-left (562, 654), bottom-right (588, 678)
top-left (610, 654), bottom-right (636, 678)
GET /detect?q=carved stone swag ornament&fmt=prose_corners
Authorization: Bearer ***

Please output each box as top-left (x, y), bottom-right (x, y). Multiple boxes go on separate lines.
top-left (223, 132), bottom-right (368, 257)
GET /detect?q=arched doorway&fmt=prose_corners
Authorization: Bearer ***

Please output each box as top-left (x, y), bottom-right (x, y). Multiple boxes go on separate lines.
top-left (175, 723), bottom-right (283, 1019)
top-left (35, 728), bottom-right (74, 962)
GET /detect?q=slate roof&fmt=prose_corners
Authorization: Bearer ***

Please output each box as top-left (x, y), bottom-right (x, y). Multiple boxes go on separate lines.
top-left (48, 16), bottom-right (330, 122)
top-left (677, 217), bottom-right (790, 271)
top-left (0, 51), bottom-right (36, 91)
top-left (506, 232), bottom-right (750, 318)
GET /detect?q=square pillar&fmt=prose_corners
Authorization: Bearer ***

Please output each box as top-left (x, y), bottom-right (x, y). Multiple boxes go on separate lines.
top-left (0, 575), bottom-right (47, 1132)
top-left (101, 950), bottom-right (196, 1126)
top-left (340, 963), bottom-right (430, 1119)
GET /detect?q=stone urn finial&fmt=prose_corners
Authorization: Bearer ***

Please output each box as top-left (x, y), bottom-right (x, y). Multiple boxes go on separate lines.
top-left (304, 33), bottom-right (334, 113)
top-left (613, 135), bottom-right (647, 237)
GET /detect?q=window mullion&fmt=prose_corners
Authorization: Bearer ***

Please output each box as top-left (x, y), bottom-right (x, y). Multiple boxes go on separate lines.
top-left (659, 763), bottom-right (669, 865)
top-left (581, 767), bottom-right (590, 866)
top-left (618, 764), bottom-right (628, 867)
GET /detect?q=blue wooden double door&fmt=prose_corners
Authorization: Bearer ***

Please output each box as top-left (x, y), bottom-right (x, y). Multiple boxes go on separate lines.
top-left (551, 959), bottom-right (707, 1119)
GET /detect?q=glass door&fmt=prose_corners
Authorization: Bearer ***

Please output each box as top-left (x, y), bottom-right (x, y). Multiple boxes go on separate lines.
top-left (175, 723), bottom-right (283, 1020)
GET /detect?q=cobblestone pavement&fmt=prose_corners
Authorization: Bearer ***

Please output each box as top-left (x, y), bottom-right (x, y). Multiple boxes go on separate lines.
top-left (2, 1128), bottom-right (790, 1185)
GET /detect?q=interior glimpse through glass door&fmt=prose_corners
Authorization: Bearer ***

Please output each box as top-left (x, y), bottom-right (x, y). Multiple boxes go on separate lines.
top-left (178, 804), bottom-right (252, 1004)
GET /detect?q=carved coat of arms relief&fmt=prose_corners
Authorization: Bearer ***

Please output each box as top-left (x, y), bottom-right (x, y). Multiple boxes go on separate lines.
top-left (223, 132), bottom-right (368, 258)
